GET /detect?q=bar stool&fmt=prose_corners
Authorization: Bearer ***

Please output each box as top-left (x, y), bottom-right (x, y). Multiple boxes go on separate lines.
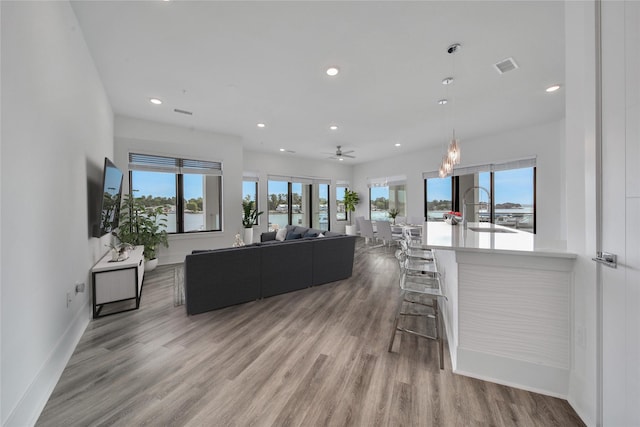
top-left (388, 249), bottom-right (445, 369)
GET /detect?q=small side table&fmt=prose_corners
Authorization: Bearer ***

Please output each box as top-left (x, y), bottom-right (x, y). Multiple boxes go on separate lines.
top-left (91, 245), bottom-right (145, 318)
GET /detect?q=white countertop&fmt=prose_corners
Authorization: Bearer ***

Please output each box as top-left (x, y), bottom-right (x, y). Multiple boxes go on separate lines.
top-left (419, 222), bottom-right (576, 258)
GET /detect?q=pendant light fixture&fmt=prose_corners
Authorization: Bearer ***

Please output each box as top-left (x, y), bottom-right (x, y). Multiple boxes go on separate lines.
top-left (439, 43), bottom-right (462, 177)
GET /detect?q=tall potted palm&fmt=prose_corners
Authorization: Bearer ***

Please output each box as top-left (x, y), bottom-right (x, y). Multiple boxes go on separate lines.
top-left (117, 193), bottom-right (169, 271)
top-left (242, 199), bottom-right (263, 244)
top-left (343, 189), bottom-right (360, 235)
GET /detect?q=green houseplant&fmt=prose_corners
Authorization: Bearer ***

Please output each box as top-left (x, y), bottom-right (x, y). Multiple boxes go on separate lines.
top-left (343, 189), bottom-right (360, 224)
top-left (343, 189), bottom-right (360, 235)
top-left (388, 208), bottom-right (399, 224)
top-left (242, 199), bottom-right (263, 244)
top-left (117, 193), bottom-right (169, 270)
top-left (242, 199), bottom-right (263, 228)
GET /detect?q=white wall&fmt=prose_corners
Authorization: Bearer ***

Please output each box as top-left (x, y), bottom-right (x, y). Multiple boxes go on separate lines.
top-left (243, 150), bottom-right (353, 235)
top-left (1, 2), bottom-right (114, 425)
top-left (352, 120), bottom-right (566, 246)
top-left (114, 116), bottom-right (243, 264)
top-left (564, 2), bottom-right (598, 425)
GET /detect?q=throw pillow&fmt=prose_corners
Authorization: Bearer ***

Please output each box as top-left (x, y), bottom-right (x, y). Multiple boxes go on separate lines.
top-left (318, 233), bottom-right (325, 238)
top-left (303, 232), bottom-right (318, 238)
top-left (285, 231), bottom-right (302, 240)
top-left (275, 228), bottom-right (287, 241)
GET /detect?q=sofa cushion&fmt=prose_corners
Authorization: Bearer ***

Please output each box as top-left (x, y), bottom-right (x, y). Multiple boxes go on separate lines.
top-left (304, 231), bottom-right (318, 238)
top-left (275, 228), bottom-right (287, 241)
top-left (285, 231), bottom-right (302, 240)
top-left (261, 231), bottom-right (277, 242)
top-left (293, 226), bottom-right (309, 236)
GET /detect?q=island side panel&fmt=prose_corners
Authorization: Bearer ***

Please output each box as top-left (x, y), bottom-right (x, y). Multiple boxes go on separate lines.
top-left (453, 250), bottom-right (574, 397)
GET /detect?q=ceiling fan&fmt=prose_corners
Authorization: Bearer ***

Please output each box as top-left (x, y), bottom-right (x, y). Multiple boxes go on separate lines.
top-left (326, 145), bottom-right (355, 160)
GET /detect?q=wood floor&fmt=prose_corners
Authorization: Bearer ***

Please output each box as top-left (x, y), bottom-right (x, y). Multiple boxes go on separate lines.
top-left (37, 240), bottom-right (585, 426)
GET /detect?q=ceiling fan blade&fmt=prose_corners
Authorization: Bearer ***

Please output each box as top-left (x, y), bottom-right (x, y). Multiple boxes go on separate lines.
top-left (342, 150), bottom-right (355, 155)
top-left (342, 154), bottom-right (356, 158)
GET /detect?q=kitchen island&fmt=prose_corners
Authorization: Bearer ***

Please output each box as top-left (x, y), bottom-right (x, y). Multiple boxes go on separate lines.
top-left (421, 222), bottom-right (576, 398)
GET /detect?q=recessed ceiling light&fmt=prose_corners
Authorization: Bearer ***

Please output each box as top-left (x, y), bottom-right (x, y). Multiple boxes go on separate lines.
top-left (257, 123), bottom-right (266, 128)
top-left (442, 77), bottom-right (454, 85)
top-left (437, 99), bottom-right (448, 105)
top-left (149, 98), bottom-right (163, 105)
top-left (326, 67), bottom-right (339, 77)
top-left (395, 143), bottom-right (401, 147)
top-left (329, 125), bottom-right (338, 131)
top-left (279, 148), bottom-right (285, 152)
top-left (546, 84), bottom-right (561, 93)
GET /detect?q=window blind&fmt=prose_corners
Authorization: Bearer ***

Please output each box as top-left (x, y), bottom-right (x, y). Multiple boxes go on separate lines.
top-left (267, 175), bottom-right (329, 185)
top-left (422, 157), bottom-right (536, 178)
top-left (129, 153), bottom-right (222, 175)
top-left (367, 175), bottom-right (406, 188)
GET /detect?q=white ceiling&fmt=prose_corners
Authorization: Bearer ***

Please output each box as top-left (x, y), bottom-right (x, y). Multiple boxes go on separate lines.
top-left (71, 1), bottom-right (565, 164)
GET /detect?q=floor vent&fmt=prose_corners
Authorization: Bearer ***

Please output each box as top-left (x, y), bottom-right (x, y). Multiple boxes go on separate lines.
top-left (494, 57), bottom-right (519, 74)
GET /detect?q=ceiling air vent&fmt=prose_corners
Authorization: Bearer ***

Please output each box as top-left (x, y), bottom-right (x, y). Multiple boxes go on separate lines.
top-left (494, 57), bottom-right (519, 74)
top-left (174, 108), bottom-right (193, 116)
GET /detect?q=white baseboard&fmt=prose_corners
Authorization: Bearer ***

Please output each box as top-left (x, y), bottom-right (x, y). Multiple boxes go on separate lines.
top-left (4, 301), bottom-right (91, 427)
top-left (567, 395), bottom-right (595, 427)
top-left (455, 347), bottom-right (569, 399)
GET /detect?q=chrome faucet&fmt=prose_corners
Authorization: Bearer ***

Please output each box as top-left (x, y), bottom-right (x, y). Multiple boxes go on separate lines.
top-left (462, 186), bottom-right (491, 229)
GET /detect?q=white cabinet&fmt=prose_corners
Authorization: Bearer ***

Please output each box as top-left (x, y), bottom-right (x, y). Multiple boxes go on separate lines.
top-left (91, 245), bottom-right (145, 318)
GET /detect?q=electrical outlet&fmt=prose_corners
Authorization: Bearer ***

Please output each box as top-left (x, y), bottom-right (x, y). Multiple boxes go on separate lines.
top-left (66, 292), bottom-right (73, 308)
top-left (75, 282), bottom-right (85, 293)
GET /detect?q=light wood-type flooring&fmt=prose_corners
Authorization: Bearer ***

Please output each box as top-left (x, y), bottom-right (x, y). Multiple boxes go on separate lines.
top-left (37, 239), bottom-right (585, 426)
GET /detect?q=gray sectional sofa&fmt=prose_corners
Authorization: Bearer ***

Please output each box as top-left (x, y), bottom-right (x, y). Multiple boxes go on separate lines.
top-left (184, 226), bottom-right (356, 315)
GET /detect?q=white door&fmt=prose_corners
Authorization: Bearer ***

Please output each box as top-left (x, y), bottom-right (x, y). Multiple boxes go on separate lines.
top-left (600, 1), bottom-right (640, 425)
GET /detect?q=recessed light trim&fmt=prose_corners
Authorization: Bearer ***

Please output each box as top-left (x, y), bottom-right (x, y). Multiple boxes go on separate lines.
top-left (149, 98), bottom-right (163, 105)
top-left (326, 67), bottom-right (339, 77)
top-left (437, 99), bottom-right (448, 105)
top-left (279, 148), bottom-right (285, 152)
top-left (395, 143), bottom-right (402, 147)
top-left (546, 84), bottom-right (561, 93)
top-left (329, 125), bottom-right (338, 131)
top-left (257, 123), bottom-right (266, 128)
top-left (442, 77), bottom-right (454, 85)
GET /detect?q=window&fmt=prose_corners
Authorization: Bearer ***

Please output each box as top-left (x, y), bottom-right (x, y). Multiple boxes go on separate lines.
top-left (267, 176), bottom-right (330, 230)
top-left (368, 179), bottom-right (406, 221)
top-left (493, 167), bottom-right (535, 231)
top-left (242, 177), bottom-right (259, 225)
top-left (268, 179), bottom-right (290, 230)
top-left (129, 153), bottom-right (222, 233)
top-left (423, 158), bottom-right (536, 232)
top-left (312, 182), bottom-right (330, 231)
top-left (336, 186), bottom-right (347, 221)
top-left (425, 177), bottom-right (453, 221)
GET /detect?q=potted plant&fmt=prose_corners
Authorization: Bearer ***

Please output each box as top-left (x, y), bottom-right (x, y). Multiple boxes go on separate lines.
top-left (117, 193), bottom-right (169, 271)
top-left (242, 199), bottom-right (263, 244)
top-left (343, 189), bottom-right (360, 235)
top-left (388, 208), bottom-right (399, 224)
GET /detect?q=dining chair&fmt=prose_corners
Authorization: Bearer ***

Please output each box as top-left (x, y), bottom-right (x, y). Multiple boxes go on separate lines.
top-left (358, 219), bottom-right (379, 247)
top-left (354, 216), bottom-right (365, 234)
top-left (375, 221), bottom-right (402, 248)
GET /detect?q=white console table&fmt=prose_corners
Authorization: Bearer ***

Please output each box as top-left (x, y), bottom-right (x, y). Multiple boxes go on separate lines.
top-left (91, 245), bottom-right (145, 318)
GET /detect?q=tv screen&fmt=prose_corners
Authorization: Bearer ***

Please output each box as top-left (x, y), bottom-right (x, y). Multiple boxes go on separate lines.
top-left (97, 157), bottom-right (124, 237)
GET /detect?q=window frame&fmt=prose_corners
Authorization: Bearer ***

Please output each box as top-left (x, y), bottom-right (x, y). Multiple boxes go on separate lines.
top-left (128, 152), bottom-right (223, 234)
top-left (242, 178), bottom-right (260, 226)
top-left (423, 160), bottom-right (536, 233)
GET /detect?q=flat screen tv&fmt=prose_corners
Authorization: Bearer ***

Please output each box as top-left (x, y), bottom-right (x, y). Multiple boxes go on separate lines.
top-left (96, 157), bottom-right (124, 237)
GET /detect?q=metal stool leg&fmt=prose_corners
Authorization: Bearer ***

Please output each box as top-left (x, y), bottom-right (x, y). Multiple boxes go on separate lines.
top-left (433, 297), bottom-right (443, 370)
